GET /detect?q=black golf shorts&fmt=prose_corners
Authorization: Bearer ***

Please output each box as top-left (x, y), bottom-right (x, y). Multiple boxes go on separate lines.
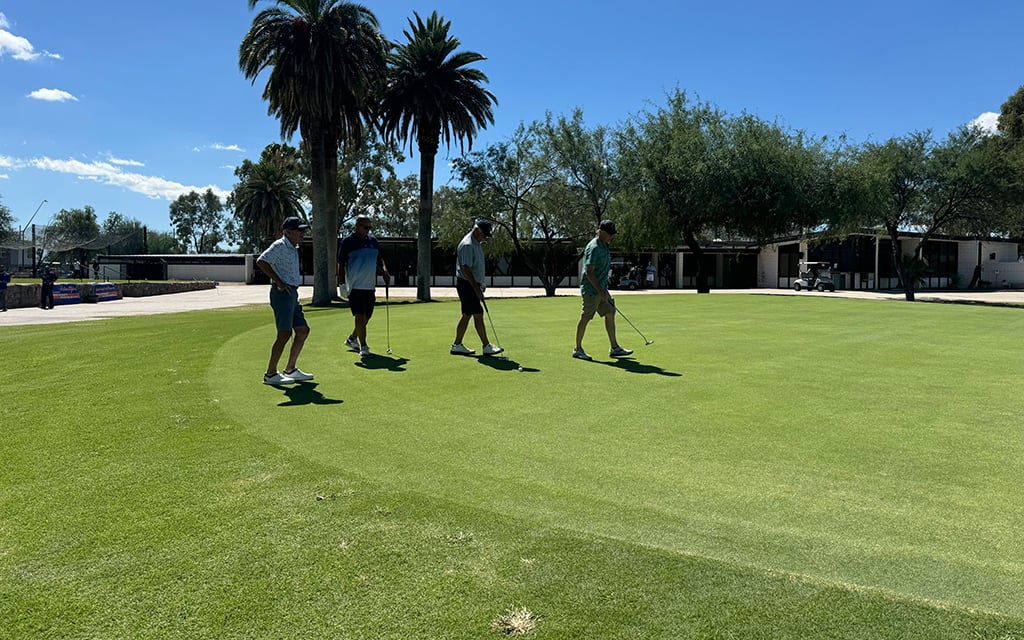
top-left (348, 288), bottom-right (375, 318)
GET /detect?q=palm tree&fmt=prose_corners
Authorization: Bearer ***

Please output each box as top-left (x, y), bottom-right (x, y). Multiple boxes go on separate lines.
top-left (240, 0), bottom-right (386, 305)
top-left (233, 145), bottom-right (307, 252)
top-left (380, 11), bottom-right (497, 301)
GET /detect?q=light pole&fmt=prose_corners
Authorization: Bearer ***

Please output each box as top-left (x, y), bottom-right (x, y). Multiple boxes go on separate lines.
top-left (21, 199), bottom-right (47, 276)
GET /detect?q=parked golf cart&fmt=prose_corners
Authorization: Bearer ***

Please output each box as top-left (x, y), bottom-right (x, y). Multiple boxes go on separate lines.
top-left (618, 275), bottom-right (639, 290)
top-left (793, 262), bottom-right (836, 292)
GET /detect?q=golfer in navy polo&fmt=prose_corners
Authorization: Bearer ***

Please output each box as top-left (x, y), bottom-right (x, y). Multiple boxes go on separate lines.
top-left (337, 214), bottom-right (390, 357)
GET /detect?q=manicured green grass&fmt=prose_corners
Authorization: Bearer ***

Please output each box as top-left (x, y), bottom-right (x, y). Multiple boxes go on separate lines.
top-left (2, 294), bottom-right (1023, 639)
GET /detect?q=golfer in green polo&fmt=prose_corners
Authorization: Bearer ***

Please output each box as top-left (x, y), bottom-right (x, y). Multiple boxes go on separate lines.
top-left (573, 220), bottom-right (633, 361)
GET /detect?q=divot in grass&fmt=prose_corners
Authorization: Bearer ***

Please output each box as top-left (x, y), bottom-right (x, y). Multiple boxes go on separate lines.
top-left (444, 531), bottom-right (475, 545)
top-left (490, 607), bottom-right (538, 636)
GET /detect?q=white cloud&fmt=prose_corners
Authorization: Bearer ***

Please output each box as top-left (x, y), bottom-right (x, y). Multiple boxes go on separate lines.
top-left (106, 155), bottom-right (145, 167)
top-left (969, 112), bottom-right (1000, 135)
top-left (0, 28), bottom-right (37, 61)
top-left (0, 14), bottom-right (61, 61)
top-left (28, 156), bottom-right (230, 201)
top-left (28, 88), bottom-right (78, 102)
top-left (209, 143), bottom-right (244, 152)
top-left (0, 174), bottom-right (8, 180)
top-left (0, 155), bottom-right (16, 168)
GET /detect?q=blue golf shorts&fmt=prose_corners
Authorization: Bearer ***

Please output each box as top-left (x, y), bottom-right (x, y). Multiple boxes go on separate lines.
top-left (269, 286), bottom-right (307, 331)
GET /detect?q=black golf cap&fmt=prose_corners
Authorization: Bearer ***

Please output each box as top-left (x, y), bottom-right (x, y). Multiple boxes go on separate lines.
top-left (599, 219), bottom-right (617, 235)
top-left (475, 219), bottom-right (493, 238)
top-left (282, 217), bottom-right (310, 231)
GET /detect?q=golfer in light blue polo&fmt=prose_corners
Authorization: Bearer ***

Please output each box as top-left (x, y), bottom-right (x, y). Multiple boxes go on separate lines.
top-left (256, 217), bottom-right (314, 385)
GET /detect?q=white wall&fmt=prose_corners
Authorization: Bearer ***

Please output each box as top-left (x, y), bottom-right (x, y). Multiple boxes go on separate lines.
top-left (958, 240), bottom-right (1024, 287)
top-left (758, 245), bottom-right (779, 287)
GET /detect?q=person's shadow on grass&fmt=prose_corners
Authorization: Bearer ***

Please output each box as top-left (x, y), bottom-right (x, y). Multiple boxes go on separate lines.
top-left (277, 382), bottom-right (345, 407)
top-left (586, 357), bottom-right (681, 377)
top-left (354, 354), bottom-right (409, 372)
top-left (477, 355), bottom-right (540, 373)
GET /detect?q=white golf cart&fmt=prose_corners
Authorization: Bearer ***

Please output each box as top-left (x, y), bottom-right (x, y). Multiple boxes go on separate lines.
top-left (793, 261), bottom-right (836, 292)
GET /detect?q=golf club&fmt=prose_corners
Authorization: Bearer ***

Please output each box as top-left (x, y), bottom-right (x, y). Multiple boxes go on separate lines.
top-left (385, 282), bottom-right (391, 354)
top-left (610, 298), bottom-right (654, 345)
top-left (480, 297), bottom-right (509, 361)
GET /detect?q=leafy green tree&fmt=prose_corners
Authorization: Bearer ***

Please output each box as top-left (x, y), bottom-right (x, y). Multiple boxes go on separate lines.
top-left (169, 189), bottom-right (227, 253)
top-left (0, 197), bottom-right (14, 240)
top-left (241, 0), bottom-right (387, 305)
top-left (616, 91), bottom-right (725, 292)
top-left (337, 135), bottom-right (408, 229)
top-left (830, 132), bottom-right (928, 299)
top-left (373, 173), bottom-right (419, 237)
top-left (45, 206), bottom-right (101, 267)
top-left (540, 109), bottom-right (619, 228)
top-left (450, 123), bottom-right (590, 296)
top-left (997, 85), bottom-right (1024, 142)
top-left (101, 212), bottom-right (147, 254)
top-left (923, 126), bottom-right (1019, 236)
top-left (232, 143), bottom-right (307, 253)
top-left (0, 197), bottom-right (18, 269)
top-left (619, 90), bottom-right (834, 292)
top-left (834, 127), bottom-right (1018, 300)
top-left (146, 230), bottom-right (182, 254)
top-left (988, 87), bottom-right (1024, 241)
top-left (380, 10), bottom-right (497, 301)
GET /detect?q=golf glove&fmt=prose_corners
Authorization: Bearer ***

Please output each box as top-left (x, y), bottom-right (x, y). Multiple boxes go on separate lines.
top-left (339, 283), bottom-right (350, 298)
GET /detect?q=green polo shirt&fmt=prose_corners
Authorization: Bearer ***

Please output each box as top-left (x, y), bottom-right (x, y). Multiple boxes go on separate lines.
top-left (580, 236), bottom-right (611, 296)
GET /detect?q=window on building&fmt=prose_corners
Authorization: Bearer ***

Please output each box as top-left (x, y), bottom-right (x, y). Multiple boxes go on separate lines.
top-left (921, 241), bottom-right (957, 277)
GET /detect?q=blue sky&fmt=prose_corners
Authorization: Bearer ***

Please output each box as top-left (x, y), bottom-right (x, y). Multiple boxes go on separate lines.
top-left (1, 0), bottom-right (1021, 235)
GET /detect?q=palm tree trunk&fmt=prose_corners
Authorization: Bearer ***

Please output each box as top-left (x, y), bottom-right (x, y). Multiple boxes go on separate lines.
top-left (308, 128), bottom-right (333, 306)
top-left (324, 145), bottom-right (340, 300)
top-left (416, 150), bottom-right (436, 302)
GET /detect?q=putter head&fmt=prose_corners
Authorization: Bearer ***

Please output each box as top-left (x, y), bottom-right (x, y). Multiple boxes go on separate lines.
top-left (645, 340), bottom-right (654, 345)
top-left (386, 348), bottom-right (392, 354)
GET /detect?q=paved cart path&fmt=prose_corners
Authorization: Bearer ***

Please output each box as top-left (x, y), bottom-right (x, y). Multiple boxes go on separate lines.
top-left (3, 282), bottom-right (1023, 327)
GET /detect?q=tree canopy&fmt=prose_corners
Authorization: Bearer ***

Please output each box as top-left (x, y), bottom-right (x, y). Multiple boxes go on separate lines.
top-left (169, 189), bottom-right (228, 254)
top-left (0, 197), bottom-right (14, 242)
top-left (231, 143), bottom-right (307, 253)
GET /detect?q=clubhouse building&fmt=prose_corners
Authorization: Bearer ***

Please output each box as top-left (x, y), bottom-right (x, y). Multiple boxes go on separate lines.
top-left (87, 231), bottom-right (1024, 292)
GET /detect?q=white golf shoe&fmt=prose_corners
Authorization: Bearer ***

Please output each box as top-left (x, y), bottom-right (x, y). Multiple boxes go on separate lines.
top-left (263, 371), bottom-right (295, 385)
top-left (283, 367), bottom-right (314, 381)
